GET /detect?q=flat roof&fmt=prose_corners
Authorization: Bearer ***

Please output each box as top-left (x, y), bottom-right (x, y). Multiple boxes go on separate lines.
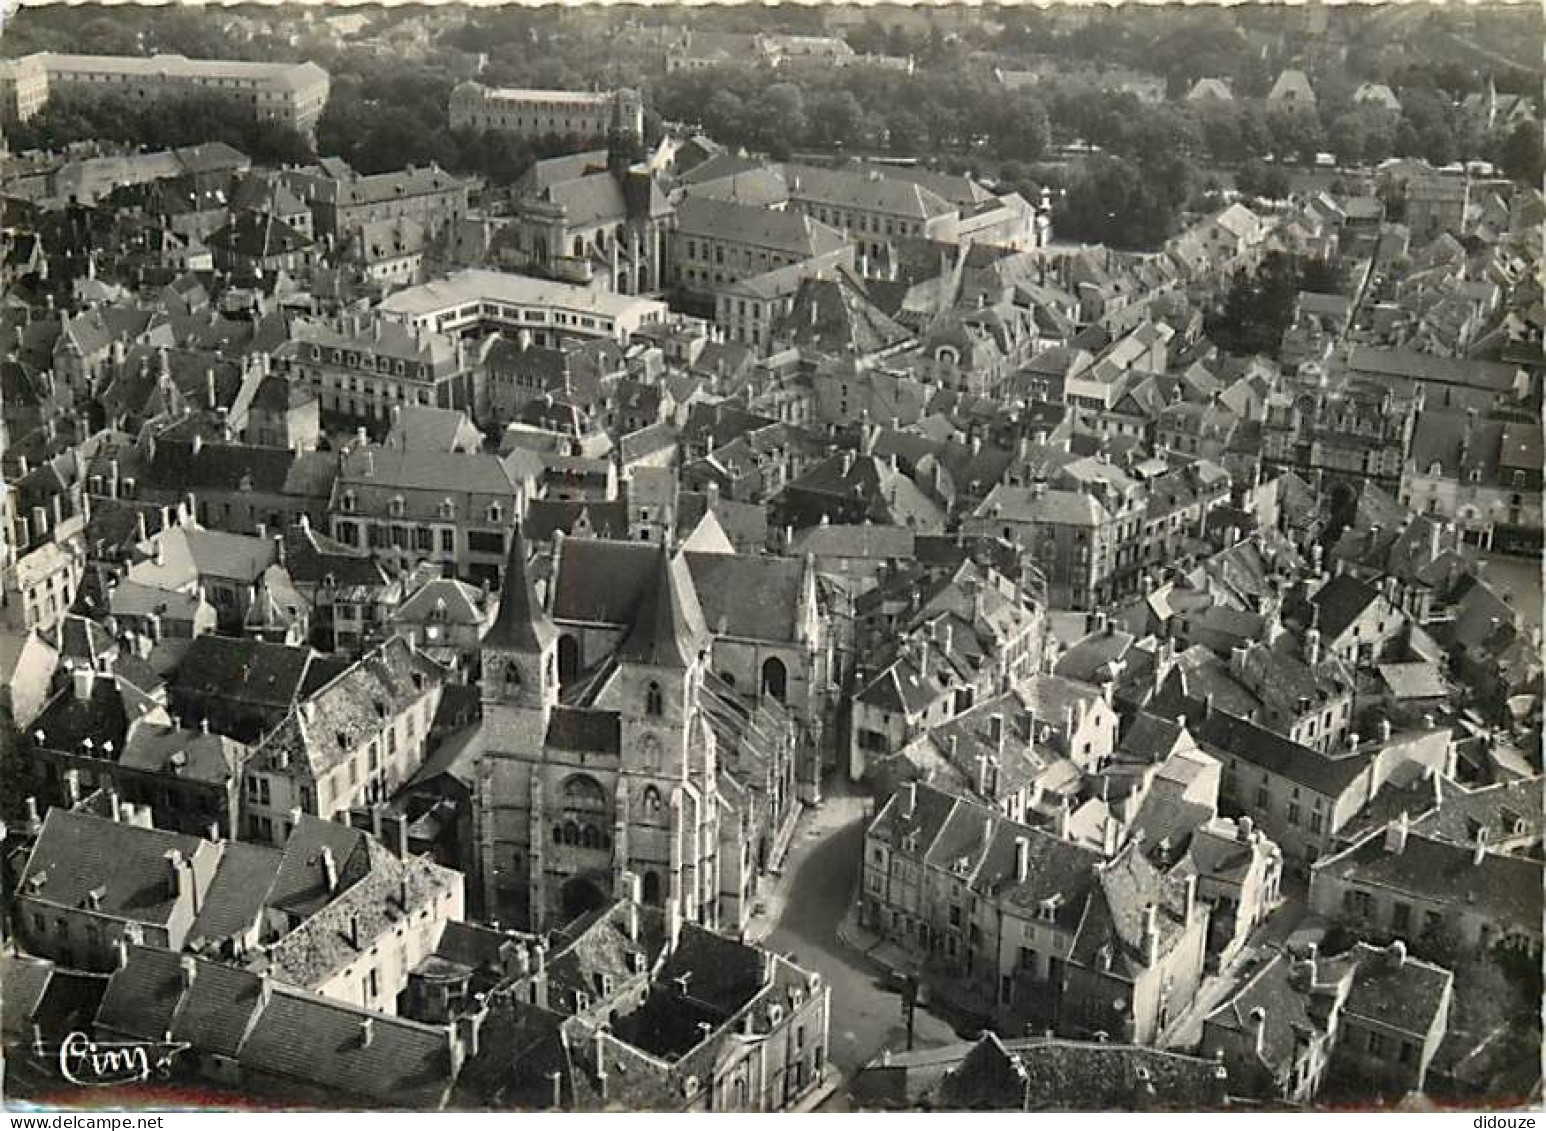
top-left (378, 269), bottom-right (667, 320)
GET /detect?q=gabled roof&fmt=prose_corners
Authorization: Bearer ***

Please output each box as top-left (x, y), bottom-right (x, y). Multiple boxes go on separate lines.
top-left (615, 546), bottom-right (709, 670)
top-left (484, 534), bottom-right (556, 653)
top-left (19, 808), bottom-right (214, 926)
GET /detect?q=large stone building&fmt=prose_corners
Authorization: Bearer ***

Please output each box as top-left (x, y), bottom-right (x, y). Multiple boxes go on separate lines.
top-left (276, 315), bottom-right (482, 433)
top-left (448, 83), bottom-right (644, 143)
top-left (25, 52), bottom-right (329, 134)
top-left (283, 162), bottom-right (470, 243)
top-left (0, 55), bottom-right (48, 125)
top-left (476, 538), bottom-right (730, 932)
top-left (497, 151), bottom-right (674, 295)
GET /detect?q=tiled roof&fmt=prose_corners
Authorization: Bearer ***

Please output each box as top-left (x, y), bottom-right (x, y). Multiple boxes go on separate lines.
top-left (1411, 775), bottom-right (1543, 848)
top-left (265, 841), bottom-right (458, 990)
top-left (1342, 941), bottom-right (1452, 1040)
top-left (251, 637), bottom-right (443, 780)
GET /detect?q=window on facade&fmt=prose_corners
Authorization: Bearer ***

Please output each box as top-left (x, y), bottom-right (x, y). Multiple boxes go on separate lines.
top-left (645, 681), bottom-right (664, 717)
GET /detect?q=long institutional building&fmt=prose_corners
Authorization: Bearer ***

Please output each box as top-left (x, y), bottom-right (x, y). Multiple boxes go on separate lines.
top-left (0, 52), bottom-right (330, 133)
top-left (448, 82), bottom-right (644, 142)
top-left (378, 268), bottom-right (669, 345)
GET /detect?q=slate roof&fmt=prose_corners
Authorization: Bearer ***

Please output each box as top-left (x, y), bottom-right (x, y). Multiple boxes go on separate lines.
top-left (188, 840), bottom-right (283, 948)
top-left (1316, 828), bottom-right (1543, 937)
top-left (171, 635), bottom-right (319, 712)
top-left (19, 808), bottom-right (214, 926)
top-left (484, 534), bottom-right (556, 652)
top-left (239, 981), bottom-right (455, 1107)
top-left (1191, 710), bottom-right (1371, 798)
top-left (604, 544), bottom-right (707, 670)
top-left (674, 196), bottom-right (847, 259)
top-left (683, 553), bottom-right (804, 643)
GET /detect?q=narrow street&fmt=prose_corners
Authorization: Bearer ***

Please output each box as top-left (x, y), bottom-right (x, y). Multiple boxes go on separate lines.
top-left (758, 779), bottom-right (958, 1099)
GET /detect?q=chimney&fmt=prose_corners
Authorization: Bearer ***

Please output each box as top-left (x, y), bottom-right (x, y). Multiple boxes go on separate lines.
top-left (1473, 826), bottom-right (1489, 866)
top-left (593, 1028), bottom-right (608, 1100)
top-left (359, 1018), bottom-right (375, 1049)
top-left (1014, 837), bottom-right (1030, 883)
top-left (1383, 812), bottom-right (1409, 855)
top-left (1247, 1006), bottom-right (1267, 1057)
top-left (1143, 904), bottom-right (1159, 967)
top-left (622, 871), bottom-right (641, 942)
top-left (385, 811), bottom-right (410, 858)
top-left (348, 912), bottom-right (361, 949)
top-left (975, 753), bottom-right (990, 797)
top-left (904, 781), bottom-right (918, 818)
top-left (321, 846), bottom-right (339, 892)
top-left (180, 955), bottom-right (198, 990)
top-left (165, 849), bottom-right (186, 898)
top-left (665, 896), bottom-right (682, 953)
top-left (1305, 628), bottom-right (1321, 667)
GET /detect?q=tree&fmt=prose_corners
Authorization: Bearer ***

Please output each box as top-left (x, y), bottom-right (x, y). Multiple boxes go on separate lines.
top-left (1327, 111), bottom-right (1370, 167)
top-left (1206, 251), bottom-right (1304, 356)
top-left (990, 91), bottom-right (1050, 162)
top-left (761, 83), bottom-right (808, 151)
top-left (1235, 159), bottom-right (1291, 201)
top-left (1053, 155), bottom-right (1182, 251)
top-left (809, 90), bottom-right (865, 149)
top-left (1498, 120), bottom-right (1544, 184)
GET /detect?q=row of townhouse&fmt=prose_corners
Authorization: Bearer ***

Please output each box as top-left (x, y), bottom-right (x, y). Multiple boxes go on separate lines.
top-left (863, 781), bottom-right (1210, 1045)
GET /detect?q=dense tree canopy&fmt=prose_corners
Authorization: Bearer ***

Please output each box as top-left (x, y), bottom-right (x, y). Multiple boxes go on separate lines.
top-left (7, 90), bottom-right (313, 166)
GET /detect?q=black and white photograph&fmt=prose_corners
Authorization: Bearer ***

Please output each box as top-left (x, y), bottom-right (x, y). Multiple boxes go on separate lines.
top-left (0, 0), bottom-right (1541, 1115)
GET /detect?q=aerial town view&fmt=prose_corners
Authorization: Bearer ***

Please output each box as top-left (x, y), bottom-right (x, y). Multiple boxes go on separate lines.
top-left (0, 0), bottom-right (1540, 1115)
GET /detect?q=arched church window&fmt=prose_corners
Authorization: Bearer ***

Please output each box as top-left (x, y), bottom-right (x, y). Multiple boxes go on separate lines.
top-left (645, 681), bottom-right (664, 717)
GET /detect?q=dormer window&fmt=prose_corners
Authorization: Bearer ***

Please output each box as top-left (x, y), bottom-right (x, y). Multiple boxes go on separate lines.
top-left (438, 498), bottom-right (455, 520)
top-left (389, 496), bottom-right (405, 518)
top-left (487, 503), bottom-right (503, 524)
top-left (342, 491), bottom-right (357, 513)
